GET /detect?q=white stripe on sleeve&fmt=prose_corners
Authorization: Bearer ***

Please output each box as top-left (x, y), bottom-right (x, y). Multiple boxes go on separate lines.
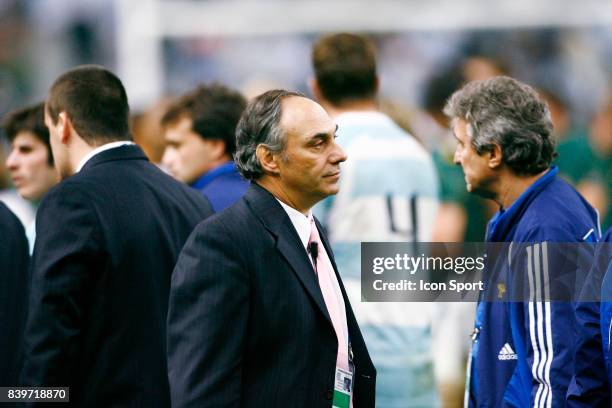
top-left (541, 242), bottom-right (553, 408)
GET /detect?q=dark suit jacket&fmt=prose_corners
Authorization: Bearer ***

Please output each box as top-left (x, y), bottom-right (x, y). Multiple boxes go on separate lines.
top-left (0, 202), bottom-right (29, 387)
top-left (21, 145), bottom-right (213, 407)
top-left (167, 183), bottom-right (376, 408)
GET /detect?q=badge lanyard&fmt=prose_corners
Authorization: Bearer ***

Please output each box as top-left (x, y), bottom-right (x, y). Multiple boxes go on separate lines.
top-left (332, 342), bottom-right (354, 408)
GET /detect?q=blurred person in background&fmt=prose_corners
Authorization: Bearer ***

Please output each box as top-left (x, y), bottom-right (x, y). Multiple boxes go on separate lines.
top-left (377, 98), bottom-right (418, 142)
top-left (556, 92), bottom-right (611, 230)
top-left (0, 0), bottom-right (32, 119)
top-left (310, 32), bottom-right (441, 407)
top-left (446, 76), bottom-right (608, 407)
top-left (21, 65), bottom-right (213, 407)
top-left (161, 83), bottom-right (249, 212)
top-left (538, 87), bottom-right (585, 144)
top-left (131, 97), bottom-right (173, 165)
top-left (461, 55), bottom-right (508, 82)
top-left (0, 1), bottom-right (36, 227)
top-left (0, 134), bottom-right (35, 229)
top-left (2, 102), bottom-right (59, 252)
top-left (421, 64), bottom-right (492, 245)
top-left (0, 201), bottom-right (29, 389)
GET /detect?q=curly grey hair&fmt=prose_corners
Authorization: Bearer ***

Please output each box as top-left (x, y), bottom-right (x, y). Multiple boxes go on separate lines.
top-left (443, 76), bottom-right (555, 175)
top-left (234, 89), bottom-right (304, 180)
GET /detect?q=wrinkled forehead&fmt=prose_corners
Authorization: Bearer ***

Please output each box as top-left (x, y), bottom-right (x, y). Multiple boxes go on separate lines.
top-left (280, 96), bottom-right (335, 139)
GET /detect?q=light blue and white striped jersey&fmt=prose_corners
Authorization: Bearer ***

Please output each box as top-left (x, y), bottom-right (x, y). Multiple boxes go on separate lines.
top-left (315, 111), bottom-right (441, 407)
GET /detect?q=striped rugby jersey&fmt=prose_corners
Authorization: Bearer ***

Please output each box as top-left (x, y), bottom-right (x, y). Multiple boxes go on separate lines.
top-left (314, 111), bottom-right (442, 407)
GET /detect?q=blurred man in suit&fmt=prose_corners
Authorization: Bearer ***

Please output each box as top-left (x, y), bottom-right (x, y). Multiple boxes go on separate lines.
top-left (161, 83), bottom-right (249, 212)
top-left (167, 90), bottom-right (376, 407)
top-left (0, 202), bottom-right (29, 387)
top-left (21, 65), bottom-right (213, 407)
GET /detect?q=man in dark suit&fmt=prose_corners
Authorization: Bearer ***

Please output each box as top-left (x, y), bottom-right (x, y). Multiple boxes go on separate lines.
top-left (167, 90), bottom-right (376, 407)
top-left (0, 201), bottom-right (29, 387)
top-left (21, 65), bottom-right (213, 407)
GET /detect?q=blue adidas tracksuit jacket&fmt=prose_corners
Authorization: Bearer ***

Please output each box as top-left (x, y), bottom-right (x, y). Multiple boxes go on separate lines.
top-left (599, 228), bottom-right (612, 389)
top-left (468, 167), bottom-right (609, 407)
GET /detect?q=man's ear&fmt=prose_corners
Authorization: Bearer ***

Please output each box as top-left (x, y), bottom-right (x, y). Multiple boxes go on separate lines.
top-left (57, 112), bottom-right (72, 145)
top-left (256, 144), bottom-right (280, 175)
top-left (488, 144), bottom-right (503, 169)
top-left (309, 78), bottom-right (323, 102)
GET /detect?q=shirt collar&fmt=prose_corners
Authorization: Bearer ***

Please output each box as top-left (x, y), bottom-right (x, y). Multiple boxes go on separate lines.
top-left (76, 141), bottom-right (136, 173)
top-left (275, 199), bottom-right (313, 249)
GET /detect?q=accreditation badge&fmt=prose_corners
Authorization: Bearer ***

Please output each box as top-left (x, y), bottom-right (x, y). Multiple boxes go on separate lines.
top-left (332, 367), bottom-right (353, 408)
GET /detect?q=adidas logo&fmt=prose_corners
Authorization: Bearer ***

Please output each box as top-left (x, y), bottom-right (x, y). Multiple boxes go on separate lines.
top-left (498, 343), bottom-right (518, 361)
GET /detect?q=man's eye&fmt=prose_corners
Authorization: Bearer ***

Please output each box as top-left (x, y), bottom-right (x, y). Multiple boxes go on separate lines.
top-left (311, 139), bottom-right (325, 148)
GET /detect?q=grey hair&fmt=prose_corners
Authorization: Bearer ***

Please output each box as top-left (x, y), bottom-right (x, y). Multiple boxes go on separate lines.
top-left (443, 76), bottom-right (555, 175)
top-left (234, 89), bottom-right (304, 180)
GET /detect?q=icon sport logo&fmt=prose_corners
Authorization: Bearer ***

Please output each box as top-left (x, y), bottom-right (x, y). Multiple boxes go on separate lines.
top-left (498, 343), bottom-right (518, 360)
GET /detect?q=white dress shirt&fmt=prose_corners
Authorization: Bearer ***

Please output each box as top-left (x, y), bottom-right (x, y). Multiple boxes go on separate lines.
top-left (276, 198), bottom-right (349, 353)
top-left (76, 141), bottom-right (136, 173)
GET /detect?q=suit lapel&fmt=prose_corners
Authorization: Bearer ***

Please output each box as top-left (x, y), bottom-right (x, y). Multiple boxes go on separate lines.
top-left (245, 184), bottom-right (331, 324)
top-left (275, 226), bottom-right (332, 324)
top-left (245, 188), bottom-right (375, 373)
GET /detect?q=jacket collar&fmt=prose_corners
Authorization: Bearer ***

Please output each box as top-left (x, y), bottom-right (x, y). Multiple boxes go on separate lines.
top-left (80, 144), bottom-right (148, 172)
top-left (487, 166), bottom-right (558, 241)
top-left (244, 183), bottom-right (334, 324)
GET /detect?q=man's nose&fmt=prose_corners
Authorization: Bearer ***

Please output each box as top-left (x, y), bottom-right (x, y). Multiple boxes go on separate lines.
top-left (330, 142), bottom-right (347, 164)
top-left (161, 149), bottom-right (173, 169)
top-left (6, 150), bottom-right (18, 170)
top-left (453, 148), bottom-right (461, 166)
